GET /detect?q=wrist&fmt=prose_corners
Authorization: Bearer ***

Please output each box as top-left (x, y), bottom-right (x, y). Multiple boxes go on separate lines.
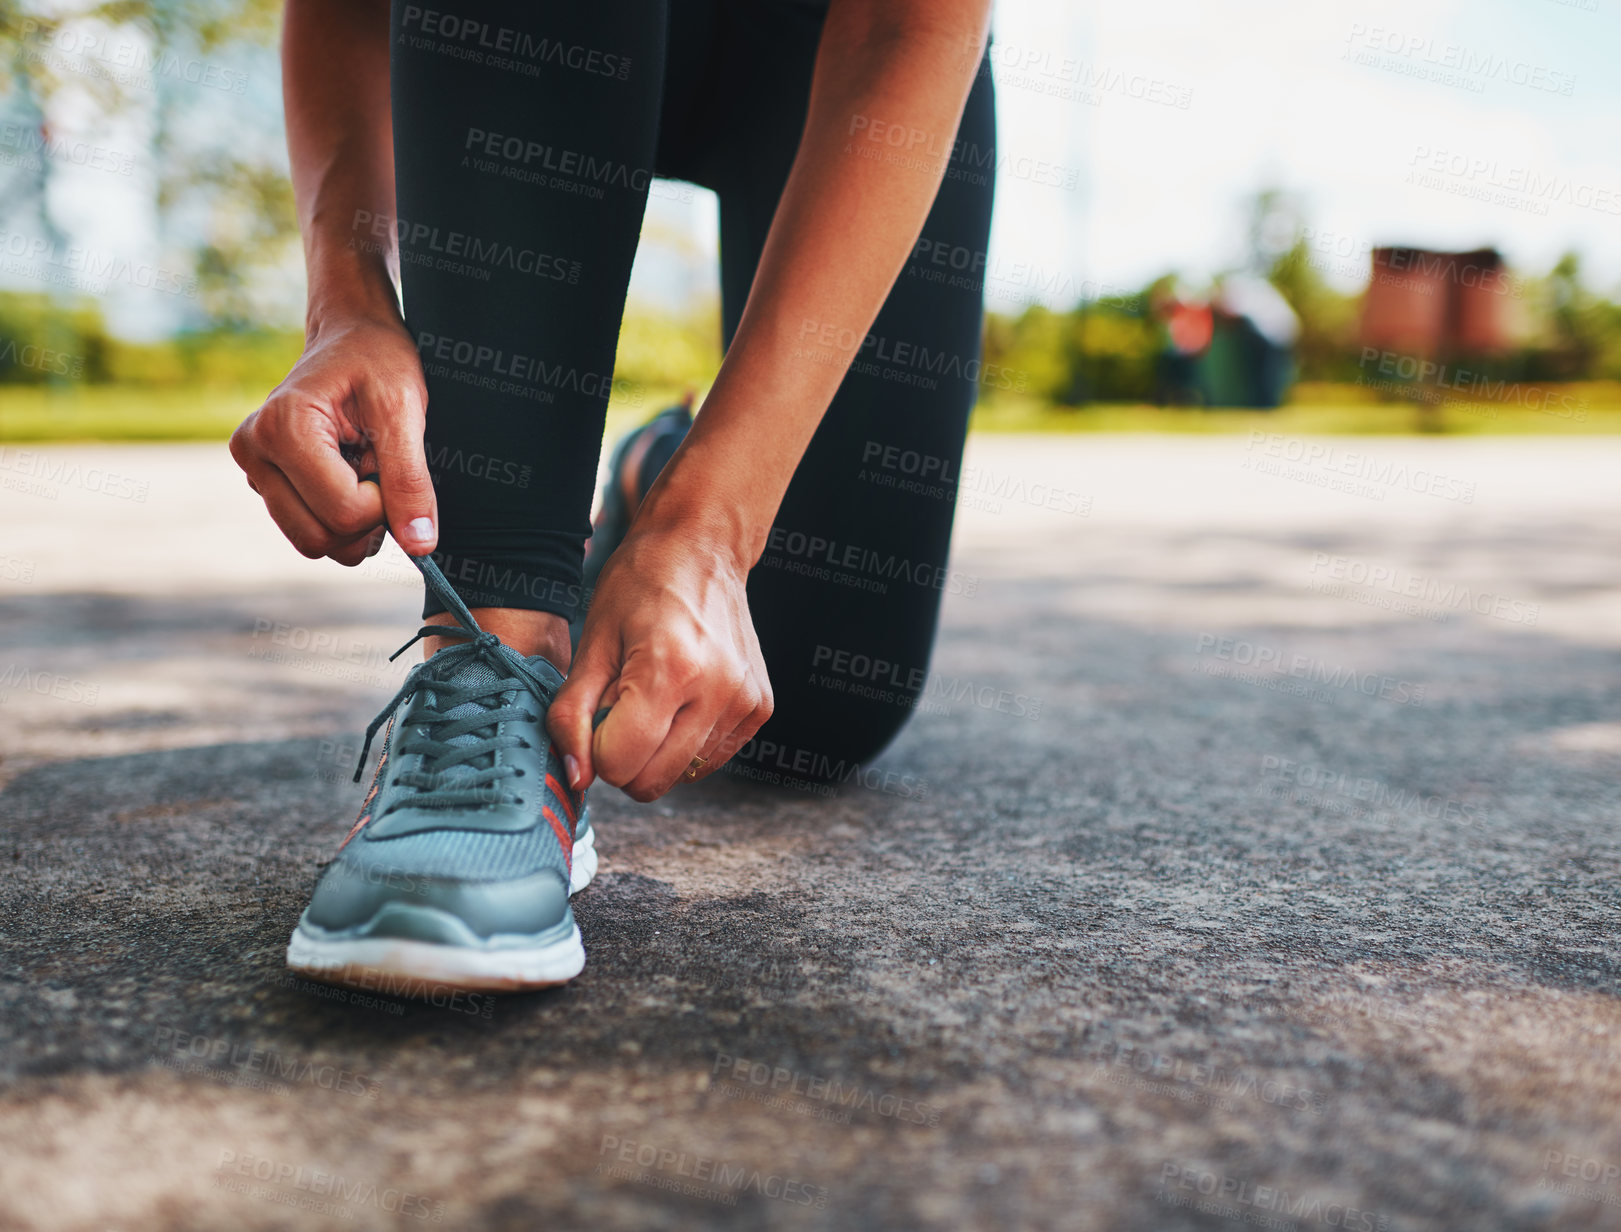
top-left (304, 238), bottom-right (402, 341)
top-left (632, 448), bottom-right (771, 574)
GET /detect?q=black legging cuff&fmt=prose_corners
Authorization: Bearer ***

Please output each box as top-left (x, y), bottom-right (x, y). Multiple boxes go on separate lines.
top-left (421, 539), bottom-right (586, 621)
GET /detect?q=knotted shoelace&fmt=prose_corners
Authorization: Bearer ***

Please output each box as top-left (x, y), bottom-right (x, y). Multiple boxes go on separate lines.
top-left (353, 552), bottom-right (556, 814)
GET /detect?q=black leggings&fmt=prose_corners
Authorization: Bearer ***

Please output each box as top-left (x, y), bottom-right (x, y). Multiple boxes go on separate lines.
top-left (390, 0), bottom-right (995, 775)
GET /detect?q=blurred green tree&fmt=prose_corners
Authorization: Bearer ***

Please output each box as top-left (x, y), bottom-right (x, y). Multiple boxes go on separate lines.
top-left (0, 0), bottom-right (295, 328)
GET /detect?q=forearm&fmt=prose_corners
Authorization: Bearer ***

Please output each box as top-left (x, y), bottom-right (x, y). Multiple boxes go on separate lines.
top-left (283, 0), bottom-right (400, 333)
top-left (638, 0), bottom-right (991, 568)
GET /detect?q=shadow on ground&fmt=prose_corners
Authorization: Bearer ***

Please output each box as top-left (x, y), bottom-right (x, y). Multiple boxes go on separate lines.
top-left (4, 588), bottom-right (1621, 1230)
top-left (3, 438), bottom-right (1621, 1230)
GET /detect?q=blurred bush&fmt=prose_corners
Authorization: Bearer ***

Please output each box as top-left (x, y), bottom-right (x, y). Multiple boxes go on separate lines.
top-left (610, 300), bottom-right (723, 394)
top-left (980, 245), bottom-right (1621, 408)
top-left (1, 0), bottom-right (1618, 438)
top-left (0, 292), bottom-right (300, 386)
top-left (981, 301), bottom-right (1159, 405)
top-left (0, 292), bottom-right (729, 393)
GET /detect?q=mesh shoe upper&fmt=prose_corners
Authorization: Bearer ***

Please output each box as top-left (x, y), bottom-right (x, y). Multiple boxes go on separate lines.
top-left (300, 555), bottom-right (586, 939)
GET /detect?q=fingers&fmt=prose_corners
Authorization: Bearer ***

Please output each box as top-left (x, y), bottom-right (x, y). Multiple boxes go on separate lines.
top-left (357, 378), bottom-right (437, 554)
top-left (244, 404), bottom-right (385, 543)
top-left (620, 700), bottom-right (720, 801)
top-left (329, 526), bottom-right (386, 568)
top-left (688, 682), bottom-right (774, 783)
top-left (545, 540), bottom-right (773, 802)
top-left (233, 442), bottom-right (377, 562)
top-left (606, 660), bottom-right (773, 799)
top-left (547, 633), bottom-right (620, 792)
top-left (567, 633), bottom-right (709, 801)
top-left (230, 360), bottom-right (436, 565)
top-left (234, 451), bottom-right (340, 559)
top-left (588, 675), bottom-right (685, 800)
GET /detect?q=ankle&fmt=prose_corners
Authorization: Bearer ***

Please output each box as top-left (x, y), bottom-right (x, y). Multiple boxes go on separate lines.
top-left (425, 608), bottom-right (572, 672)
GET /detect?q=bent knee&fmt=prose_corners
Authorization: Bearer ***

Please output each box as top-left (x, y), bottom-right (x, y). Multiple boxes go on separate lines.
top-left (726, 695), bottom-right (917, 787)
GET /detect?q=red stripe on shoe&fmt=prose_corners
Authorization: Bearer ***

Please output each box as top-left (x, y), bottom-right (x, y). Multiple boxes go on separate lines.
top-left (336, 815), bottom-right (370, 853)
top-left (543, 805), bottom-right (574, 865)
top-left (546, 773), bottom-right (576, 822)
top-left (357, 719), bottom-right (395, 814)
top-left (339, 717), bottom-right (394, 852)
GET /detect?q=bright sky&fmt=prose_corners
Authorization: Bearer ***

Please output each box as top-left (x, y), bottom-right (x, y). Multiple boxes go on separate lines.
top-left (13, 0), bottom-right (1619, 334)
top-left (639, 0), bottom-right (1621, 310)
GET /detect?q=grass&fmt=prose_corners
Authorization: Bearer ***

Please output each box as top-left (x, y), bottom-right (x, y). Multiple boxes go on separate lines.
top-left (0, 386), bottom-right (262, 442)
top-left (3, 381), bottom-right (1620, 443)
top-left (970, 381), bottom-right (1621, 436)
top-left (0, 385), bottom-right (688, 444)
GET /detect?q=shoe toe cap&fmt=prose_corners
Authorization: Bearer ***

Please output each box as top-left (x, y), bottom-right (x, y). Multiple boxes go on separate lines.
top-left (303, 860), bottom-right (571, 941)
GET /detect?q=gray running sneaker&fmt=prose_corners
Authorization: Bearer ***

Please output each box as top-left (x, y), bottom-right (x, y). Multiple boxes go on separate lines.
top-left (286, 553), bottom-right (595, 993)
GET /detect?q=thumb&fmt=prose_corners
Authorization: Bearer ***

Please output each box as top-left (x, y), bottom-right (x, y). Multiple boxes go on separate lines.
top-left (548, 637), bottom-right (619, 792)
top-left (362, 380), bottom-right (438, 554)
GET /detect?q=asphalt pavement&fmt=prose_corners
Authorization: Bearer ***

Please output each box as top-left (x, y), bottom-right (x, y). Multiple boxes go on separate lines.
top-left (2, 434), bottom-right (1619, 1231)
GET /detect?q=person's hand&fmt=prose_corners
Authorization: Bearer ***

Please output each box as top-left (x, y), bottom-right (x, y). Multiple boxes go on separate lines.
top-left (230, 314), bottom-right (436, 565)
top-left (548, 525), bottom-right (774, 802)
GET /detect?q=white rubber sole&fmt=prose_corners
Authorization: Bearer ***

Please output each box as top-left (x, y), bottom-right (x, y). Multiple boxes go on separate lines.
top-left (285, 825), bottom-right (598, 995)
top-left (569, 821), bottom-right (598, 895)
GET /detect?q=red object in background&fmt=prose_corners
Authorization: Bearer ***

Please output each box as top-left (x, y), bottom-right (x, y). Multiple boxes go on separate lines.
top-left (1166, 301), bottom-right (1214, 354)
top-left (1361, 247), bottom-right (1512, 360)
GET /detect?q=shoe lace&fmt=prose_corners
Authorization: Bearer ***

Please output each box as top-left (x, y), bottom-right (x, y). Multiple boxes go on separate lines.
top-left (353, 552), bottom-right (554, 813)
